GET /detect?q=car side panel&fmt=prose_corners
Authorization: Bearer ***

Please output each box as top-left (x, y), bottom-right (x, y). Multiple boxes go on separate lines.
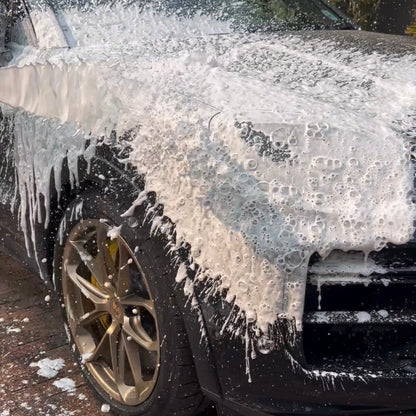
top-left (0, 105), bottom-right (30, 267)
top-left (0, 107), bottom-right (16, 209)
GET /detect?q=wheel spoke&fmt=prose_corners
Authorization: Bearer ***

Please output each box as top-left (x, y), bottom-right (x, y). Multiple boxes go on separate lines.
top-left (65, 261), bottom-right (108, 305)
top-left (122, 316), bottom-right (158, 352)
top-left (120, 295), bottom-right (154, 315)
top-left (122, 332), bottom-right (154, 395)
top-left (69, 225), bottom-right (116, 288)
top-left (69, 238), bottom-right (102, 280)
top-left (109, 322), bottom-right (121, 377)
top-left (114, 338), bottom-right (141, 403)
top-left (116, 240), bottom-right (132, 297)
top-left (87, 321), bottom-right (121, 364)
top-left (78, 307), bottom-right (108, 327)
top-left (96, 223), bottom-right (117, 286)
top-left (117, 333), bottom-right (127, 384)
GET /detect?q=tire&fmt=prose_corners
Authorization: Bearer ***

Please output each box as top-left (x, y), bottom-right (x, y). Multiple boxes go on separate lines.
top-left (54, 189), bottom-right (206, 416)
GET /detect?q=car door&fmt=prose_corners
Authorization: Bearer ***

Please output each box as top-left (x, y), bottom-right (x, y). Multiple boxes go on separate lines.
top-left (0, 0), bottom-right (37, 259)
top-left (0, 0), bottom-right (94, 274)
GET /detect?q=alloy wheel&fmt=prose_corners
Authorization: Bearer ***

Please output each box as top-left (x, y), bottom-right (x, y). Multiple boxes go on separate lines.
top-left (61, 219), bottom-right (160, 406)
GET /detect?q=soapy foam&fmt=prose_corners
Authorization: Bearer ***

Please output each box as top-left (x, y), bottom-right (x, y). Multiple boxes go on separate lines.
top-left (10, 110), bottom-right (95, 266)
top-left (0, 4), bottom-right (415, 338)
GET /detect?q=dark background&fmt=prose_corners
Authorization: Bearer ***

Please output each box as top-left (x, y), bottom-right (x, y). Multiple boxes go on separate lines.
top-left (328, 0), bottom-right (416, 35)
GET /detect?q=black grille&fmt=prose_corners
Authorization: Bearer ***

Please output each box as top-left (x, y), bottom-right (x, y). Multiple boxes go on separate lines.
top-left (302, 246), bottom-right (416, 373)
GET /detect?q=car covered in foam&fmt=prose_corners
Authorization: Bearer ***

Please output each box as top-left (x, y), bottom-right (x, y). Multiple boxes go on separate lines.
top-left (1, 1), bottom-right (416, 415)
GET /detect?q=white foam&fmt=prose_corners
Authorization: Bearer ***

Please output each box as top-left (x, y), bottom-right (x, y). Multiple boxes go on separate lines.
top-left (356, 311), bottom-right (371, 323)
top-left (1, 4), bottom-right (415, 337)
top-left (29, 358), bottom-right (65, 378)
top-left (53, 377), bottom-right (75, 393)
top-left (100, 404), bottom-right (110, 413)
top-left (107, 225), bottom-right (122, 240)
top-left (309, 251), bottom-right (388, 277)
top-left (53, 377), bottom-right (76, 393)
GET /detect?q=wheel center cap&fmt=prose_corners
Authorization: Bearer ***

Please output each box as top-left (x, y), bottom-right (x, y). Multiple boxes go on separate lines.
top-left (110, 298), bottom-right (122, 319)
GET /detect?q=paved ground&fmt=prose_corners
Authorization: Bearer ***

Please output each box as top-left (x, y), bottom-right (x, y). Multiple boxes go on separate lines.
top-left (0, 252), bottom-right (217, 416)
top-left (0, 252), bottom-right (116, 416)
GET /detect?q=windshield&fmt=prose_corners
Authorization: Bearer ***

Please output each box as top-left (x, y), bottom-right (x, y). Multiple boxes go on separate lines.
top-left (45, 0), bottom-right (353, 32)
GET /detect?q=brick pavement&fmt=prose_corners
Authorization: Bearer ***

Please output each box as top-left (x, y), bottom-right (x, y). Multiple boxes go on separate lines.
top-left (0, 252), bottom-right (113, 416)
top-left (0, 253), bottom-right (216, 416)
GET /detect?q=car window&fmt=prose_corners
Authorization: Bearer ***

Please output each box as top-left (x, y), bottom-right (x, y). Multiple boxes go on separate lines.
top-left (46, 0), bottom-right (353, 32)
top-left (0, 0), bottom-right (37, 65)
top-left (142, 0), bottom-right (350, 31)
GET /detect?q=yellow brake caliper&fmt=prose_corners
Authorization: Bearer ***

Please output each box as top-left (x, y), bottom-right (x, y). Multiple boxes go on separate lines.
top-left (91, 239), bottom-right (119, 329)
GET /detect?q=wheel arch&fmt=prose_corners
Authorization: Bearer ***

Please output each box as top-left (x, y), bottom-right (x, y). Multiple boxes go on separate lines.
top-left (42, 139), bottom-right (223, 403)
top-left (33, 140), bottom-right (142, 282)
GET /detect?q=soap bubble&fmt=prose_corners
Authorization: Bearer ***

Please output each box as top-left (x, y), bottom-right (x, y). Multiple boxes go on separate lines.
top-left (245, 159), bottom-right (258, 170)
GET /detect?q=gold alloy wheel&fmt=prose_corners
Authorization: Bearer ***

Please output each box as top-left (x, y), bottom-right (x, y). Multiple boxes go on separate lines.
top-left (61, 219), bottom-right (160, 406)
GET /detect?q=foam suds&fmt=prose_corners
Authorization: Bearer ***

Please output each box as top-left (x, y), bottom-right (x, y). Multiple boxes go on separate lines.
top-left (9, 110), bottom-right (96, 271)
top-left (0, 3), bottom-right (415, 350)
top-left (309, 250), bottom-right (388, 277)
top-left (52, 377), bottom-right (76, 393)
top-left (29, 358), bottom-right (65, 378)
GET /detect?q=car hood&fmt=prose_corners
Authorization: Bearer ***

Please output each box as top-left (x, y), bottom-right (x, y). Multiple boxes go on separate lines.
top-left (190, 29), bottom-right (416, 121)
top-left (291, 29), bottom-right (416, 55)
top-left (4, 28), bottom-right (416, 133)
top-left (99, 28), bottom-right (416, 137)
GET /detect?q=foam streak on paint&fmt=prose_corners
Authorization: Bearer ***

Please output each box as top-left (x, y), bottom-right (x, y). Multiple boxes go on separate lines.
top-left (10, 111), bottom-right (95, 269)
